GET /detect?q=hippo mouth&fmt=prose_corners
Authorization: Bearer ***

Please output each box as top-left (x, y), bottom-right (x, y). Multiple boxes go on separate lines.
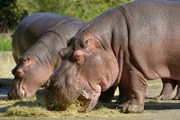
top-left (75, 88), bottom-right (100, 112)
top-left (8, 78), bottom-right (27, 100)
top-left (19, 88), bottom-right (26, 99)
top-left (77, 90), bottom-right (92, 111)
top-left (8, 87), bottom-right (26, 100)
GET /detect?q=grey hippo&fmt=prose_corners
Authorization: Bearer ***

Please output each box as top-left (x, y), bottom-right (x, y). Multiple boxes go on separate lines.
top-left (45, 0), bottom-right (180, 113)
top-left (8, 12), bottom-right (85, 100)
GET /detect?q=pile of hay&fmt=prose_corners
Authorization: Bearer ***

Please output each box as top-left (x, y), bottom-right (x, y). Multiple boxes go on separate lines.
top-left (0, 95), bottom-right (126, 119)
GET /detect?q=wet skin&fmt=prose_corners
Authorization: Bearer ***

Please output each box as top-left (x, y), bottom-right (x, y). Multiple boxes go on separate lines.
top-left (45, 0), bottom-right (180, 113)
top-left (8, 13), bottom-right (85, 100)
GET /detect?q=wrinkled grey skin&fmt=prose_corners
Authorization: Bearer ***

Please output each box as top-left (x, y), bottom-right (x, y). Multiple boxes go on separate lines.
top-left (8, 13), bottom-right (85, 100)
top-left (45, 0), bottom-right (180, 113)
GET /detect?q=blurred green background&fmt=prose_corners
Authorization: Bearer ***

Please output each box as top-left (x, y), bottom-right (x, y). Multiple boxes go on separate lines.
top-left (0, 0), bottom-right (133, 51)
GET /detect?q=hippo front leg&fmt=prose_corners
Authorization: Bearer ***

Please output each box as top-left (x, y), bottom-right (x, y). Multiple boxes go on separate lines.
top-left (99, 86), bottom-right (117, 103)
top-left (117, 69), bottom-right (130, 104)
top-left (155, 78), bottom-right (176, 100)
top-left (173, 81), bottom-right (180, 100)
top-left (121, 70), bottom-right (147, 113)
top-left (117, 84), bottom-right (130, 104)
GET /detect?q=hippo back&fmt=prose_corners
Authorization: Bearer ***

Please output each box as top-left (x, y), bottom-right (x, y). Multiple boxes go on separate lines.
top-left (12, 13), bottom-right (84, 63)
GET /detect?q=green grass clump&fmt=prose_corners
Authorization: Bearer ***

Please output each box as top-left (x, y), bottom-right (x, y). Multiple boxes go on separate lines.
top-left (0, 33), bottom-right (12, 51)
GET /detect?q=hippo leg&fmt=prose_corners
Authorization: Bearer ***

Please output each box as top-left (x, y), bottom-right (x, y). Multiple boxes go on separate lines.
top-left (117, 85), bottom-right (130, 104)
top-left (116, 87), bottom-right (128, 104)
top-left (155, 78), bottom-right (177, 100)
top-left (173, 81), bottom-right (180, 100)
top-left (121, 70), bottom-right (147, 113)
top-left (99, 68), bottom-right (130, 104)
top-left (99, 82), bottom-right (130, 104)
top-left (99, 68), bottom-right (131, 104)
top-left (117, 69), bottom-right (130, 104)
top-left (99, 86), bottom-right (117, 103)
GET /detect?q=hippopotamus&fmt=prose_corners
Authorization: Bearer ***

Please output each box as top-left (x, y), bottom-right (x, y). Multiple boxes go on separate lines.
top-left (8, 12), bottom-right (85, 100)
top-left (44, 0), bottom-right (180, 113)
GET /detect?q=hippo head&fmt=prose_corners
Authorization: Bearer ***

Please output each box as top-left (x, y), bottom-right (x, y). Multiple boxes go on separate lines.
top-left (45, 29), bottom-right (119, 111)
top-left (8, 55), bottom-right (54, 100)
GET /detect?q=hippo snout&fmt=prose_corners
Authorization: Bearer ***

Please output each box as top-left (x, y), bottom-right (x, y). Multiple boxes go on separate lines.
top-left (44, 59), bottom-right (102, 111)
top-left (44, 62), bottom-right (83, 110)
top-left (8, 87), bottom-right (26, 100)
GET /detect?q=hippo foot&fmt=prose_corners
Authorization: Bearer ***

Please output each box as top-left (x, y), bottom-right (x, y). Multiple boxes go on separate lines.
top-left (173, 96), bottom-right (180, 100)
top-left (119, 101), bottom-right (129, 113)
top-left (127, 104), bottom-right (144, 113)
top-left (153, 95), bottom-right (169, 100)
top-left (119, 101), bottom-right (144, 113)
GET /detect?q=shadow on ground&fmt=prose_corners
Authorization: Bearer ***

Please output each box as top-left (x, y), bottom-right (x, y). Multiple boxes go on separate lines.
top-left (0, 78), bottom-right (12, 100)
top-left (145, 101), bottom-right (180, 110)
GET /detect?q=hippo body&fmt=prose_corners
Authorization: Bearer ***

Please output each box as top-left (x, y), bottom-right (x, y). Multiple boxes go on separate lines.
top-left (8, 13), bottom-right (85, 99)
top-left (45, 0), bottom-right (180, 113)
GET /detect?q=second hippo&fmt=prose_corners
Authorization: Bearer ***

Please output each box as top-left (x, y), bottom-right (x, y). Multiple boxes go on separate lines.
top-left (8, 12), bottom-right (85, 100)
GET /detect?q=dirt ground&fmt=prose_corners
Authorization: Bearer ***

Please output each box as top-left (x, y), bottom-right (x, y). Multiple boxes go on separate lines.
top-left (0, 52), bottom-right (180, 120)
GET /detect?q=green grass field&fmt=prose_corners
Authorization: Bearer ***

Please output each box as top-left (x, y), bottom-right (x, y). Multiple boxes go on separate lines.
top-left (0, 33), bottom-right (12, 51)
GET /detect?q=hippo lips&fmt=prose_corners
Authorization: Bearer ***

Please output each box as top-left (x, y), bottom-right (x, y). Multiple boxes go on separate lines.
top-left (77, 95), bottom-right (91, 112)
top-left (76, 89), bottom-right (96, 112)
top-left (20, 89), bottom-right (26, 98)
top-left (16, 88), bottom-right (26, 99)
top-left (8, 88), bottom-right (26, 100)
